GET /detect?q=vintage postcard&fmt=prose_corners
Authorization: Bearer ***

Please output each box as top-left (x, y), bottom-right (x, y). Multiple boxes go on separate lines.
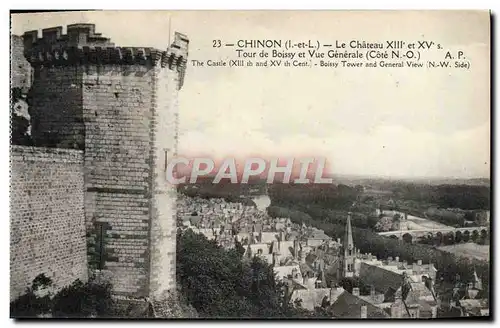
top-left (9, 10), bottom-right (490, 319)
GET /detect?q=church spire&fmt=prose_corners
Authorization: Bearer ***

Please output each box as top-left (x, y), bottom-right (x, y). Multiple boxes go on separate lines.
top-left (341, 212), bottom-right (356, 278)
top-left (344, 212), bottom-right (354, 251)
top-left (472, 268), bottom-right (482, 290)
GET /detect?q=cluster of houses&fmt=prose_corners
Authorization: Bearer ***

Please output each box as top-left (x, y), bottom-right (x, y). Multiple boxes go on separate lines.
top-left (177, 194), bottom-right (489, 318)
top-left (448, 271), bottom-right (489, 317)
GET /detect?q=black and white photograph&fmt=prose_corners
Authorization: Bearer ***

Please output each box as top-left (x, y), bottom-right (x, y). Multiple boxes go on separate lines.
top-left (8, 10), bottom-right (491, 319)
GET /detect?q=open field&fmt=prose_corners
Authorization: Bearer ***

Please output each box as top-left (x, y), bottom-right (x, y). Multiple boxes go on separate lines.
top-left (438, 243), bottom-right (490, 261)
top-left (405, 215), bottom-right (453, 230)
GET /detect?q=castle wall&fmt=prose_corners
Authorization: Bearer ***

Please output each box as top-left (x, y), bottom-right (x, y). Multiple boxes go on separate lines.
top-left (83, 64), bottom-right (155, 297)
top-left (10, 146), bottom-right (87, 301)
top-left (148, 52), bottom-right (182, 298)
top-left (29, 66), bottom-right (84, 149)
top-left (20, 24), bottom-right (189, 300)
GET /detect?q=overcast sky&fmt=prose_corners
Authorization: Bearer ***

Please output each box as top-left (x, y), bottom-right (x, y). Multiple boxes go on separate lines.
top-left (11, 11), bottom-right (490, 179)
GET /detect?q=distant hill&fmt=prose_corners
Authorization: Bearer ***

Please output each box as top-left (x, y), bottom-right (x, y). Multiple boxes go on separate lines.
top-left (328, 174), bottom-right (490, 188)
top-left (177, 175), bottom-right (268, 201)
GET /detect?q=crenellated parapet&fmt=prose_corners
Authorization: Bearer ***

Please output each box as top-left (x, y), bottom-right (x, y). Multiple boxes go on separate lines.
top-left (168, 32), bottom-right (189, 89)
top-left (23, 24), bottom-right (115, 56)
top-left (22, 24), bottom-right (189, 85)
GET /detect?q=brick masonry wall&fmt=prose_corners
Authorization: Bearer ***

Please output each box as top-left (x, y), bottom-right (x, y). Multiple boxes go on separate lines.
top-left (149, 60), bottom-right (181, 298)
top-left (26, 62), bottom-right (182, 298)
top-left (10, 146), bottom-right (87, 301)
top-left (11, 35), bottom-right (32, 92)
top-left (29, 66), bottom-right (85, 149)
top-left (83, 64), bottom-right (154, 297)
top-left (20, 25), bottom-right (188, 300)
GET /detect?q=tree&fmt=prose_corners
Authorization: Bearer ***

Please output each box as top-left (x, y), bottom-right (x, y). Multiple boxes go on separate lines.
top-left (176, 229), bottom-right (309, 318)
top-left (11, 274), bottom-right (115, 318)
top-left (10, 87), bottom-right (33, 146)
top-left (374, 217), bottom-right (393, 232)
top-left (10, 274), bottom-right (53, 318)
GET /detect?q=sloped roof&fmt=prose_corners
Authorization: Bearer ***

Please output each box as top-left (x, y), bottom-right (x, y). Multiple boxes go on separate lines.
top-left (236, 232), bottom-right (251, 241)
top-left (358, 294), bottom-right (385, 305)
top-left (409, 282), bottom-right (436, 302)
top-left (259, 254), bottom-right (273, 264)
top-left (282, 257), bottom-right (300, 267)
top-left (274, 265), bottom-right (301, 280)
top-left (288, 231), bottom-right (300, 240)
top-left (260, 232), bottom-right (279, 243)
top-left (392, 282), bottom-right (438, 318)
top-left (279, 241), bottom-right (295, 257)
top-left (247, 243), bottom-right (270, 256)
top-left (459, 298), bottom-right (488, 310)
top-left (359, 262), bottom-right (403, 294)
top-left (252, 223), bottom-right (263, 233)
top-left (292, 288), bottom-right (343, 311)
top-left (305, 253), bottom-right (317, 266)
top-left (189, 216), bottom-right (201, 226)
top-left (331, 292), bottom-right (390, 318)
top-left (290, 279), bottom-right (307, 290)
top-left (395, 282), bottom-right (437, 306)
top-left (211, 218), bottom-right (222, 227)
top-left (326, 254), bottom-right (340, 266)
top-left (306, 229), bottom-right (331, 240)
top-left (299, 262), bottom-right (315, 277)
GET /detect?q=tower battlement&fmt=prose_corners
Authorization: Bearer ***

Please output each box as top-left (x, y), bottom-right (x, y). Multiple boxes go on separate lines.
top-left (22, 24), bottom-right (189, 87)
top-left (23, 24), bottom-right (115, 53)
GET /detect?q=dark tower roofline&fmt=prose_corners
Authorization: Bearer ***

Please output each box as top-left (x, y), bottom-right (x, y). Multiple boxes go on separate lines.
top-left (340, 211), bottom-right (356, 279)
top-left (344, 211), bottom-right (354, 251)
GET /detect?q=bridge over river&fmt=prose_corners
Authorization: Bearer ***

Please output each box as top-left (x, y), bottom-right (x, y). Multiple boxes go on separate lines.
top-left (378, 226), bottom-right (489, 243)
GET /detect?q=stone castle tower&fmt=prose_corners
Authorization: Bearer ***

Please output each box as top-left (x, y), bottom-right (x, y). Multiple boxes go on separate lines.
top-left (341, 212), bottom-right (356, 278)
top-left (22, 24), bottom-right (189, 299)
